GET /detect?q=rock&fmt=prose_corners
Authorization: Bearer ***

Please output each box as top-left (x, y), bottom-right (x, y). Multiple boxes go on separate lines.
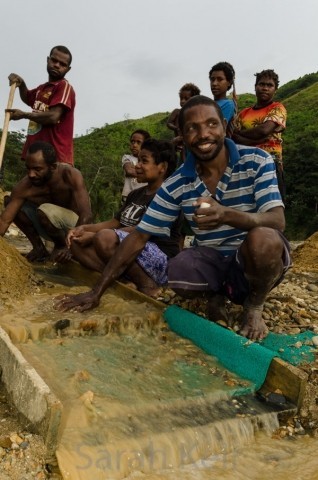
top-left (289, 328), bottom-right (301, 335)
top-left (19, 441), bottom-right (29, 450)
top-left (307, 284), bottom-right (318, 292)
top-left (0, 435), bottom-right (12, 448)
top-left (10, 433), bottom-right (23, 445)
top-left (265, 392), bottom-right (287, 405)
top-left (54, 318), bottom-right (71, 331)
top-left (79, 319), bottom-right (99, 331)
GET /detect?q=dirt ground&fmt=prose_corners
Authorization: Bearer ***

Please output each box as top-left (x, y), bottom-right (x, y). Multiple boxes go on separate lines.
top-left (0, 227), bottom-right (318, 479)
top-left (0, 237), bottom-right (60, 478)
top-left (0, 382), bottom-right (55, 480)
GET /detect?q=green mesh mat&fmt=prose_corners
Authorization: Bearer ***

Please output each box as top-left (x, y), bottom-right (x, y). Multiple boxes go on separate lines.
top-left (260, 330), bottom-right (316, 365)
top-left (164, 305), bottom-right (316, 391)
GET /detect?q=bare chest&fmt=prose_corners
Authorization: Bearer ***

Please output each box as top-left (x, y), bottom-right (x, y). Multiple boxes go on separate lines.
top-left (27, 184), bottom-right (73, 209)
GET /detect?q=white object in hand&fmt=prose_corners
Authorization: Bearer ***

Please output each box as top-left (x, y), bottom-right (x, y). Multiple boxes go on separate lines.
top-left (197, 201), bottom-right (210, 217)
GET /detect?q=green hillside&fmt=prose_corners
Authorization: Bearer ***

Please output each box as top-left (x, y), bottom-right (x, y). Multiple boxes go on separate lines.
top-left (282, 82), bottom-right (318, 238)
top-left (237, 93), bottom-right (255, 111)
top-left (1, 74), bottom-right (318, 238)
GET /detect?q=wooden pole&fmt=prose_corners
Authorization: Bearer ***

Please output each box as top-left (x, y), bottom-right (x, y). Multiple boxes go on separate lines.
top-left (0, 83), bottom-right (17, 169)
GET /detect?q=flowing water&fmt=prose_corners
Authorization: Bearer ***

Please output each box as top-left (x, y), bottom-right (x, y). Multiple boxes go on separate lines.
top-left (1, 262), bottom-right (318, 479)
top-left (123, 431), bottom-right (318, 480)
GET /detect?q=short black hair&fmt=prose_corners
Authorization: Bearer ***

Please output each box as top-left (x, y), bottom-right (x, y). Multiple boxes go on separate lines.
top-left (178, 95), bottom-right (224, 131)
top-left (50, 45), bottom-right (72, 66)
top-left (130, 129), bottom-right (150, 141)
top-left (255, 69), bottom-right (279, 89)
top-left (141, 139), bottom-right (177, 178)
top-left (27, 141), bottom-right (57, 165)
top-left (179, 83), bottom-right (201, 97)
top-left (209, 61), bottom-right (236, 90)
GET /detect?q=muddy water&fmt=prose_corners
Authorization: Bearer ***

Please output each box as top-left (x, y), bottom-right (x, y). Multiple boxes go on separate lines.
top-left (124, 431), bottom-right (318, 480)
top-left (1, 264), bottom-right (318, 479)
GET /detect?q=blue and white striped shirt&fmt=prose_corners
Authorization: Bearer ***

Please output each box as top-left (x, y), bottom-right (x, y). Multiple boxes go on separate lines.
top-left (136, 139), bottom-right (284, 256)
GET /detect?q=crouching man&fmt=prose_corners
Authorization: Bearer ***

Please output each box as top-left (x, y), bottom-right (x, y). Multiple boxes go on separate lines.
top-left (56, 96), bottom-right (291, 340)
top-left (0, 141), bottom-right (92, 262)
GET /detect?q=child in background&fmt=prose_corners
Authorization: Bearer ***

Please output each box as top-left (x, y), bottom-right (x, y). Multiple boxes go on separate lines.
top-left (167, 83), bottom-right (201, 163)
top-left (121, 129), bottom-right (150, 203)
top-left (209, 61), bottom-right (237, 138)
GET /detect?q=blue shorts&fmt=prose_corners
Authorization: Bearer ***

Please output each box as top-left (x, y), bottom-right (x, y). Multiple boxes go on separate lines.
top-left (115, 229), bottom-right (168, 286)
top-left (168, 231), bottom-right (291, 305)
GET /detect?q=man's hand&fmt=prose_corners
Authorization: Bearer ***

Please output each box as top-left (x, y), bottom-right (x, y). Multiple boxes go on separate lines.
top-left (54, 290), bottom-right (100, 312)
top-left (51, 247), bottom-right (73, 264)
top-left (193, 197), bottom-right (225, 229)
top-left (8, 73), bottom-right (24, 87)
top-left (6, 109), bottom-right (26, 121)
top-left (67, 227), bottom-right (94, 248)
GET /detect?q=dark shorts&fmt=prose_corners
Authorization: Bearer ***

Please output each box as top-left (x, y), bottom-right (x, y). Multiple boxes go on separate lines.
top-left (168, 231), bottom-right (291, 305)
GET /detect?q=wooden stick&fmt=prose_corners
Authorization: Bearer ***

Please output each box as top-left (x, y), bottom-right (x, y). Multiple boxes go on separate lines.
top-left (0, 83), bottom-right (17, 169)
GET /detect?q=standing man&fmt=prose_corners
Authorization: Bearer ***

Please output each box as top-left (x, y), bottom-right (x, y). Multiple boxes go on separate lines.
top-left (56, 96), bottom-right (291, 342)
top-left (7, 45), bottom-right (75, 166)
top-left (232, 69), bottom-right (287, 200)
top-left (0, 141), bottom-right (92, 263)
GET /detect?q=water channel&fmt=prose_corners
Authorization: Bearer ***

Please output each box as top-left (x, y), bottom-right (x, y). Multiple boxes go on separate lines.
top-left (1, 254), bottom-right (318, 479)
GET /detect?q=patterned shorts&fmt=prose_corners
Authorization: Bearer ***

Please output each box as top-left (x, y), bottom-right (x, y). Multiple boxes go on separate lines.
top-left (114, 229), bottom-right (168, 286)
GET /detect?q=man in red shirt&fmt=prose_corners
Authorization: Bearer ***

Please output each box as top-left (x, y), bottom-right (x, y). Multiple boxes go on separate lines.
top-left (7, 45), bottom-right (75, 166)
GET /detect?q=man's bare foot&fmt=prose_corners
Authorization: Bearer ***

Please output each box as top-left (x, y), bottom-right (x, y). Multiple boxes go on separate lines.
top-left (26, 247), bottom-right (50, 262)
top-left (206, 294), bottom-right (229, 324)
top-left (239, 304), bottom-right (268, 340)
top-left (50, 247), bottom-right (72, 264)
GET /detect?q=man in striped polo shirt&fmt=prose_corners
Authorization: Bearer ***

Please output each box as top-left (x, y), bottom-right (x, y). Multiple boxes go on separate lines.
top-left (56, 95), bottom-right (291, 341)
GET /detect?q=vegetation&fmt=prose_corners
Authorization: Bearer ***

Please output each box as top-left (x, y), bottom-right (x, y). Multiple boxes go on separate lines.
top-left (0, 131), bottom-right (25, 187)
top-left (275, 73), bottom-right (318, 101)
top-left (73, 113), bottom-right (173, 221)
top-left (237, 93), bottom-right (255, 111)
top-left (282, 82), bottom-right (318, 238)
top-left (1, 73), bottom-right (318, 238)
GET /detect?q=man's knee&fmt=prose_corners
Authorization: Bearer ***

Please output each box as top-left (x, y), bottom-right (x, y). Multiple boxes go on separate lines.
top-left (245, 227), bottom-right (283, 256)
top-left (241, 228), bottom-right (285, 273)
top-left (37, 209), bottom-right (51, 228)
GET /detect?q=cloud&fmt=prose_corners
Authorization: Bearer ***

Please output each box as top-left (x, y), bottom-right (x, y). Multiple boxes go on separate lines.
top-left (1, 0), bottom-right (318, 135)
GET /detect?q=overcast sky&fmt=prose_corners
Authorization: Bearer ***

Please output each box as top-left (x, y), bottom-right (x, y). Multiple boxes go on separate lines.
top-left (0, 0), bottom-right (317, 136)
